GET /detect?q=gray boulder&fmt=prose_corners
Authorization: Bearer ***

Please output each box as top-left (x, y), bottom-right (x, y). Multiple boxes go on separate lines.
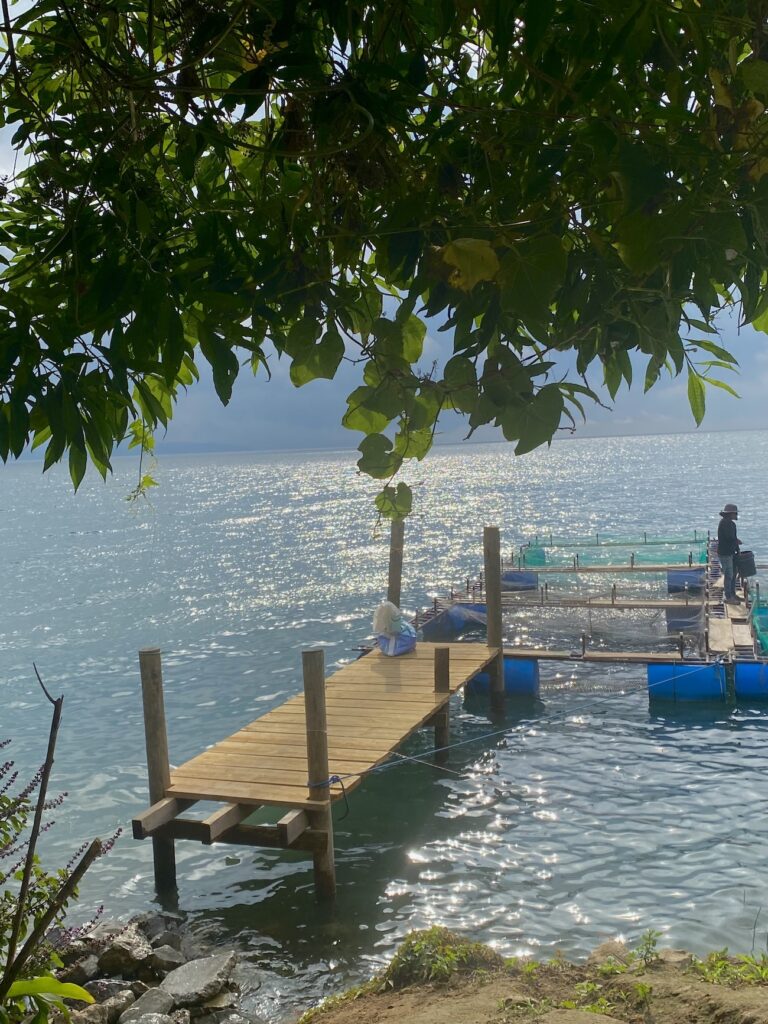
top-left (98, 926), bottom-right (153, 977)
top-left (135, 914), bottom-right (185, 945)
top-left (85, 980), bottom-right (135, 1003)
top-left (102, 992), bottom-right (136, 1024)
top-left (150, 946), bottom-right (187, 976)
top-left (61, 955), bottom-right (100, 986)
top-left (71, 1005), bottom-right (110, 1024)
top-left (151, 930), bottom-right (183, 952)
top-left (160, 954), bottom-right (237, 1008)
top-left (119, 988), bottom-right (175, 1024)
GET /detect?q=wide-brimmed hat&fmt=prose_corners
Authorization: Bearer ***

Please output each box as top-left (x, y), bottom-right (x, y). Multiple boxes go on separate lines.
top-left (720, 503), bottom-right (738, 517)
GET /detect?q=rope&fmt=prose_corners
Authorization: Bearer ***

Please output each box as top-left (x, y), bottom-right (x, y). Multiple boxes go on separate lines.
top-left (308, 658), bottom-right (726, 791)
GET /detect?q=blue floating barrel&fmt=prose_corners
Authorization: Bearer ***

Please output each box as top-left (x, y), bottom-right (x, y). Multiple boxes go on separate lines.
top-left (466, 657), bottom-right (540, 698)
top-left (502, 570), bottom-right (539, 591)
top-left (647, 662), bottom-right (726, 701)
top-left (667, 568), bottom-right (705, 594)
top-left (735, 662), bottom-right (768, 699)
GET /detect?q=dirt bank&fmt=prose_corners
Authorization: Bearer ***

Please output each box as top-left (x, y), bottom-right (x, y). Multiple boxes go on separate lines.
top-left (295, 928), bottom-right (768, 1024)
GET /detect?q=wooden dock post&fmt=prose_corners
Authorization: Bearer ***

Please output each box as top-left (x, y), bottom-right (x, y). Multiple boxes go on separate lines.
top-left (483, 526), bottom-right (505, 708)
top-left (433, 646), bottom-right (450, 762)
top-left (138, 648), bottom-right (177, 895)
top-left (387, 518), bottom-right (405, 607)
top-left (303, 649), bottom-right (336, 901)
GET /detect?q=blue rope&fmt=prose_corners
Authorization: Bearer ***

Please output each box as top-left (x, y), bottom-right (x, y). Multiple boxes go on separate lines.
top-left (307, 657), bottom-right (726, 790)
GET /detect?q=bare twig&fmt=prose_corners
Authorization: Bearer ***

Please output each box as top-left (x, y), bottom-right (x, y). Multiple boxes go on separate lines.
top-left (0, 0), bottom-right (19, 86)
top-left (0, 839), bottom-right (102, 996)
top-left (1, 671), bottom-right (63, 988)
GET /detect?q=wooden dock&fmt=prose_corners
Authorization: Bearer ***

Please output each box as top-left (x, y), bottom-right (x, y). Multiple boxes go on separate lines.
top-left (165, 642), bottom-right (497, 808)
top-left (133, 640), bottom-right (499, 898)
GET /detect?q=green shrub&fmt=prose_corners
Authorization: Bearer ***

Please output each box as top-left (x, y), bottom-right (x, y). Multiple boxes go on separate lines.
top-left (380, 926), bottom-right (504, 989)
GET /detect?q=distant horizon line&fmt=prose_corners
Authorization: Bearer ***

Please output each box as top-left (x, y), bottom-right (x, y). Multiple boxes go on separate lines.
top-left (6, 423), bottom-right (767, 465)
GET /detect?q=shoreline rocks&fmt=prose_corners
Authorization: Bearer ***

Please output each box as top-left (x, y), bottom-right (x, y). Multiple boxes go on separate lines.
top-left (60, 913), bottom-right (262, 1024)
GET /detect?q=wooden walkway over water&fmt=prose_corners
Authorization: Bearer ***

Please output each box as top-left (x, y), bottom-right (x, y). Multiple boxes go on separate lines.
top-left (134, 640), bottom-right (499, 899)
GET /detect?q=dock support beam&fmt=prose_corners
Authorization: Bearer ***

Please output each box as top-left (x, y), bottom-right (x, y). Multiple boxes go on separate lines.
top-left (483, 526), bottom-right (505, 709)
top-left (303, 649), bottom-right (336, 901)
top-left (387, 518), bottom-right (405, 607)
top-left (138, 648), bottom-right (177, 896)
top-left (433, 646), bottom-right (450, 762)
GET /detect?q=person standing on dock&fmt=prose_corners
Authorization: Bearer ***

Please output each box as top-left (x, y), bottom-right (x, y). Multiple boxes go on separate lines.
top-left (717, 503), bottom-right (742, 604)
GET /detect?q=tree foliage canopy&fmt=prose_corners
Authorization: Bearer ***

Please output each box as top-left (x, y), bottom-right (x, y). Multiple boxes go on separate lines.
top-left (1, 0), bottom-right (767, 513)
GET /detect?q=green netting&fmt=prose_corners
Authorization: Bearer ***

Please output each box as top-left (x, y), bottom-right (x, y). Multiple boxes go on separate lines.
top-left (517, 548), bottom-right (707, 568)
top-left (524, 534), bottom-right (708, 549)
top-left (750, 600), bottom-right (768, 653)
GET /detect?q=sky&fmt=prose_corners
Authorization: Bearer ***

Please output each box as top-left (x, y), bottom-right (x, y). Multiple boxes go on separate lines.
top-left (157, 315), bottom-right (768, 455)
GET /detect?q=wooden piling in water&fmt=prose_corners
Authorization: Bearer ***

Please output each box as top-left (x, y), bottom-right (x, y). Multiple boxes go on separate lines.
top-left (433, 646), bottom-right (450, 761)
top-left (302, 649), bottom-right (336, 900)
top-left (483, 526), bottom-right (505, 708)
top-left (138, 647), bottom-right (177, 894)
top-left (387, 519), bottom-right (405, 607)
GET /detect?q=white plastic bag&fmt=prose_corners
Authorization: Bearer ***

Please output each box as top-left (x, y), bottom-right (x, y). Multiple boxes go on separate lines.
top-left (373, 601), bottom-right (416, 656)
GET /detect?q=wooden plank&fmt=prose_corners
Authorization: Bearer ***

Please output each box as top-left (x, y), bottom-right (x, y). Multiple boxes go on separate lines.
top-left (157, 818), bottom-right (326, 852)
top-left (167, 777), bottom-right (342, 809)
top-left (277, 809), bottom-right (310, 845)
top-left (132, 797), bottom-right (195, 840)
top-left (732, 624), bottom-right (754, 647)
top-left (707, 617), bottom-right (734, 654)
top-left (514, 563), bottom-right (703, 574)
top-left (184, 752), bottom-right (371, 774)
top-left (202, 803), bottom-right (253, 844)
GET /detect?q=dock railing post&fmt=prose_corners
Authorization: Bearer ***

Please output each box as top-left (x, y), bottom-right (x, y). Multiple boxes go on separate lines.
top-left (434, 646), bottom-right (450, 762)
top-left (387, 518), bottom-right (405, 608)
top-left (483, 526), bottom-right (504, 709)
top-left (303, 649), bottom-right (336, 900)
top-left (138, 647), bottom-right (177, 895)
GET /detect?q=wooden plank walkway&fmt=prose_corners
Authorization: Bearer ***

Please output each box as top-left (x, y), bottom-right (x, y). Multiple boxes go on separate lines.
top-left (503, 563), bottom-right (705, 575)
top-left (498, 595), bottom-right (702, 611)
top-left (164, 643), bottom-right (496, 811)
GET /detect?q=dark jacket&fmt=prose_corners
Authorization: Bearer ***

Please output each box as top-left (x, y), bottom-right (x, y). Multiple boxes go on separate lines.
top-left (717, 516), bottom-right (740, 557)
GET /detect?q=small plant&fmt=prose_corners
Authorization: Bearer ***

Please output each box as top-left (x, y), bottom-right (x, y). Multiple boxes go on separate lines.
top-left (692, 950), bottom-right (768, 986)
top-left (635, 928), bottom-right (662, 968)
top-left (596, 957), bottom-right (629, 977)
top-left (547, 948), bottom-right (567, 971)
top-left (0, 670), bottom-right (113, 1023)
top-left (379, 927), bottom-right (504, 989)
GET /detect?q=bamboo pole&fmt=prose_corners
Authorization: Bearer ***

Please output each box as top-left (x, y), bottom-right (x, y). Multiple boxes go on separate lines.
top-left (138, 648), bottom-right (177, 894)
top-left (303, 649), bottom-right (336, 900)
top-left (433, 646), bottom-right (450, 761)
top-left (387, 518), bottom-right (405, 607)
top-left (483, 527), bottom-right (505, 707)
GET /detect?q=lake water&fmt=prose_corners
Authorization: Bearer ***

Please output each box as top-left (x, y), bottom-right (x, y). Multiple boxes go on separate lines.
top-left (3, 431), bottom-right (768, 1021)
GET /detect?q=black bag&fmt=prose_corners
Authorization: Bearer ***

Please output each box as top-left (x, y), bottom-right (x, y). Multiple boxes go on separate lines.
top-left (736, 550), bottom-right (757, 578)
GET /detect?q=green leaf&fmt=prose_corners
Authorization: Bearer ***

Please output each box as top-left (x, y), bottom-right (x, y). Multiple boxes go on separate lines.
top-left (739, 59), bottom-right (768, 97)
top-left (374, 482), bottom-right (413, 520)
top-left (687, 338), bottom-right (737, 363)
top-left (507, 386), bottom-right (564, 455)
top-left (400, 314), bottom-right (426, 362)
top-left (68, 444), bottom-right (87, 490)
top-left (687, 369), bottom-right (706, 426)
top-left (356, 433), bottom-right (401, 479)
top-left (342, 385), bottom-right (402, 433)
top-left (441, 238), bottom-right (500, 291)
top-left (8, 978), bottom-right (94, 1004)
top-left (290, 326), bottom-right (344, 386)
top-left (498, 235), bottom-right (566, 329)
